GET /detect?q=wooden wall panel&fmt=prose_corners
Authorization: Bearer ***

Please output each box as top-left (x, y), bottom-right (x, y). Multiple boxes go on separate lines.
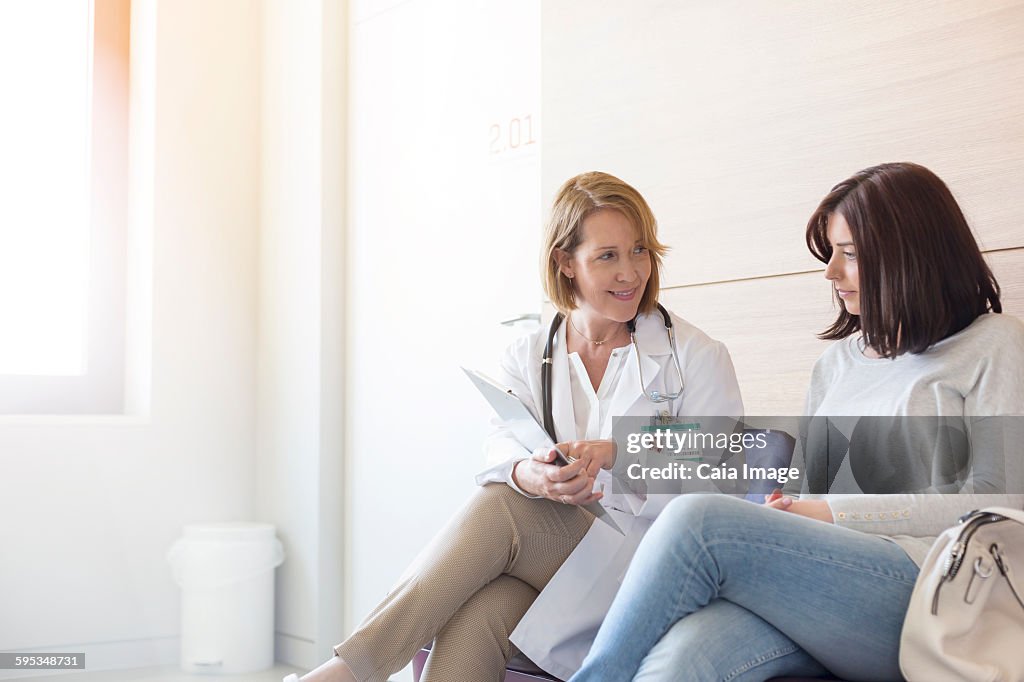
top-left (660, 273), bottom-right (831, 416)
top-left (661, 249), bottom-right (1024, 415)
top-left (543, 0), bottom-right (1024, 287)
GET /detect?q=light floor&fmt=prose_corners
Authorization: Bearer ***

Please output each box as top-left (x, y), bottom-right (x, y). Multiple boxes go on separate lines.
top-left (7, 664), bottom-right (305, 682)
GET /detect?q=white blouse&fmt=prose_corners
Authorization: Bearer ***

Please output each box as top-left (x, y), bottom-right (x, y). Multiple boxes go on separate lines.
top-left (566, 345), bottom-right (632, 441)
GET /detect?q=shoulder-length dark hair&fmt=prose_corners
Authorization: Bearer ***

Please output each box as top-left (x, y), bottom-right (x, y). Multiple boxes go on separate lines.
top-left (805, 162), bottom-right (1001, 358)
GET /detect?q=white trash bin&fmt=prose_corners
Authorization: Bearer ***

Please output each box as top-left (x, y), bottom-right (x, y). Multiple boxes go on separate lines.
top-left (167, 522), bottom-right (285, 674)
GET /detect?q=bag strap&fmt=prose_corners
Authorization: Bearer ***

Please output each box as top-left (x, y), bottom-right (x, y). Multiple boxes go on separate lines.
top-left (977, 506), bottom-right (1024, 525)
top-left (988, 543), bottom-right (1024, 612)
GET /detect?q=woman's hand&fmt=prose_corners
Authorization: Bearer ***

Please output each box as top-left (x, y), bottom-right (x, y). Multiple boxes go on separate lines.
top-left (763, 489), bottom-right (835, 524)
top-left (555, 439), bottom-right (617, 477)
top-left (513, 447), bottom-right (603, 506)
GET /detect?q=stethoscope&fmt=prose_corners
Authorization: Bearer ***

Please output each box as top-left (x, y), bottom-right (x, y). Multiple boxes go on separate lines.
top-left (541, 302), bottom-right (685, 440)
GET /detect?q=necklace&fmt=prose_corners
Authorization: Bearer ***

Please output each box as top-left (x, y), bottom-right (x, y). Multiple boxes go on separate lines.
top-left (569, 314), bottom-right (622, 346)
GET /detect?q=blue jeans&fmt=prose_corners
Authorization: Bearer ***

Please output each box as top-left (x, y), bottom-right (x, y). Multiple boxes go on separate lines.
top-left (569, 495), bottom-right (920, 682)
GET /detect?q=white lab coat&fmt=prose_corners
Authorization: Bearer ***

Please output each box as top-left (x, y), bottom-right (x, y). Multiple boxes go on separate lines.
top-left (475, 308), bottom-right (744, 680)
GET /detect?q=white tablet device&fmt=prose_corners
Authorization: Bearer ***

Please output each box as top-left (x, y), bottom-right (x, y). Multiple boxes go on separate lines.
top-left (463, 367), bottom-right (623, 534)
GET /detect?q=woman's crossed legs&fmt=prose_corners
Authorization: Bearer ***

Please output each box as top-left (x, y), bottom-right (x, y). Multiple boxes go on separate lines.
top-left (319, 483), bottom-right (593, 682)
top-left (571, 495), bottom-right (919, 682)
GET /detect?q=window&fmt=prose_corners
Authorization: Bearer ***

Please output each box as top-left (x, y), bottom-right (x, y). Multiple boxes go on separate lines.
top-left (0, 0), bottom-right (130, 414)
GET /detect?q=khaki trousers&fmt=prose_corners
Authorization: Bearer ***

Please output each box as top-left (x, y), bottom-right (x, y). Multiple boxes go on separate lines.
top-left (334, 483), bottom-right (594, 682)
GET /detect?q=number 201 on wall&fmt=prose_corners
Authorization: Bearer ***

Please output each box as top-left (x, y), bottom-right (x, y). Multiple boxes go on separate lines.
top-left (489, 115), bottom-right (537, 156)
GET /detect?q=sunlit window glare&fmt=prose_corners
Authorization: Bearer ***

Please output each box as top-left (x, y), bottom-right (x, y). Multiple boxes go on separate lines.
top-left (0, 1), bottom-right (92, 376)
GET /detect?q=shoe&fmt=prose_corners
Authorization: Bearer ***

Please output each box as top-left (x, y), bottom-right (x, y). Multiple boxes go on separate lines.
top-left (283, 675), bottom-right (300, 682)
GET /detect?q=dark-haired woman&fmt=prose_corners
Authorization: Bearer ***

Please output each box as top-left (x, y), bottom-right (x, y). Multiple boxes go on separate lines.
top-left (568, 162), bottom-right (1024, 682)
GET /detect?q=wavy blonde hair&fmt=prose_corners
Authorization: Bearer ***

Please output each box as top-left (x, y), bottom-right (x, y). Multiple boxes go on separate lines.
top-left (542, 171), bottom-right (668, 315)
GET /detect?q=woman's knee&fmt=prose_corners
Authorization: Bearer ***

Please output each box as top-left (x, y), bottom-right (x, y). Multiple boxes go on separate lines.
top-left (660, 494), bottom-right (747, 534)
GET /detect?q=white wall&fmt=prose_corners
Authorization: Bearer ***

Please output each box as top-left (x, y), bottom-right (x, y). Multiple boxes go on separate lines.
top-left (259, 0), bottom-right (347, 670)
top-left (0, 0), bottom-right (262, 676)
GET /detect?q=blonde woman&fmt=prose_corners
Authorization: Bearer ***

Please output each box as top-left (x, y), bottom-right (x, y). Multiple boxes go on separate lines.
top-left (290, 172), bottom-right (743, 682)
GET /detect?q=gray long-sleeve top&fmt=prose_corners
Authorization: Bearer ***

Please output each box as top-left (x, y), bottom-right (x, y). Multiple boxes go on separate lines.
top-left (800, 313), bottom-right (1024, 566)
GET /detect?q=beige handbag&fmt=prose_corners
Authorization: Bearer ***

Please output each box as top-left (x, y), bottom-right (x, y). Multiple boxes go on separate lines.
top-left (899, 507), bottom-right (1024, 681)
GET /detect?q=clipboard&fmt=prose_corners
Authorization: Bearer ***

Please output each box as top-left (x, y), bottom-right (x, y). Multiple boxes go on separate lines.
top-left (463, 367), bottom-right (624, 534)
